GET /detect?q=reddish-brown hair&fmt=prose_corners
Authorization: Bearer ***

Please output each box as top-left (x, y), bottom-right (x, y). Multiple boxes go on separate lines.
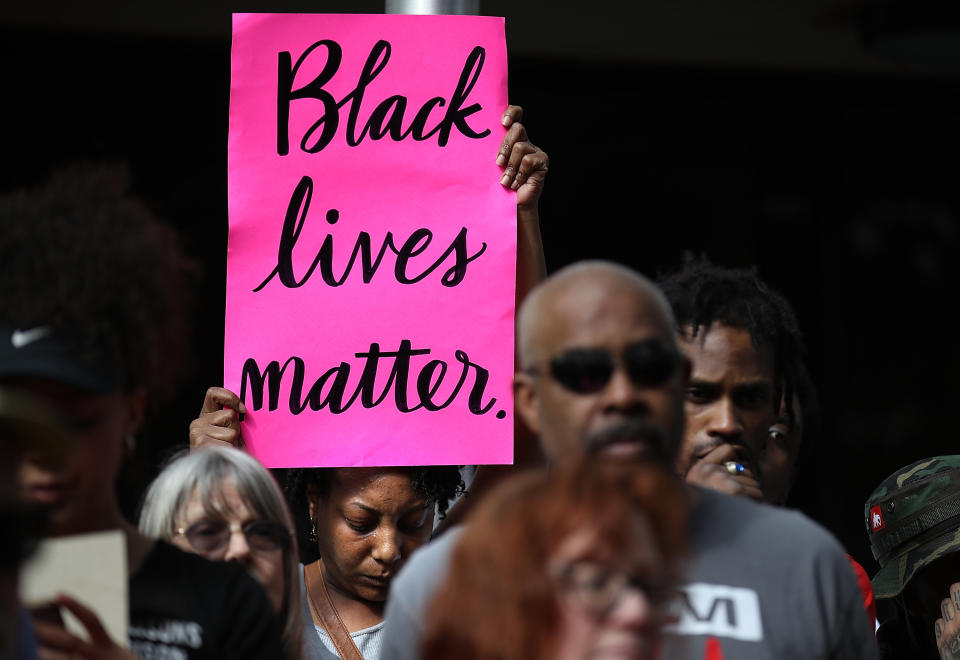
top-left (422, 457), bottom-right (687, 660)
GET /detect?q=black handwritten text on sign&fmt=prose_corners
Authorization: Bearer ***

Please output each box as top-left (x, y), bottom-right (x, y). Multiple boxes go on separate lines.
top-left (253, 176), bottom-right (487, 291)
top-left (277, 40), bottom-right (490, 155)
top-left (240, 341), bottom-right (505, 419)
top-left (240, 35), bottom-right (505, 422)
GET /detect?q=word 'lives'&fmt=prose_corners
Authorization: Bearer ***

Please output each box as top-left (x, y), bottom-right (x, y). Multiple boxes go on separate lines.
top-left (239, 340), bottom-right (505, 418)
top-left (254, 176), bottom-right (486, 290)
top-left (278, 39), bottom-right (490, 154)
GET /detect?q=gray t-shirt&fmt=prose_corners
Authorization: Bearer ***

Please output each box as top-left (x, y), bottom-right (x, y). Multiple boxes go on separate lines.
top-left (658, 487), bottom-right (877, 659)
top-left (299, 564), bottom-right (386, 660)
top-left (380, 487), bottom-right (879, 660)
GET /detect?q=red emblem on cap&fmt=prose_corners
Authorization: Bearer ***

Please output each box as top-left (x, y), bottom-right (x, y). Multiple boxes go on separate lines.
top-left (870, 505), bottom-right (885, 532)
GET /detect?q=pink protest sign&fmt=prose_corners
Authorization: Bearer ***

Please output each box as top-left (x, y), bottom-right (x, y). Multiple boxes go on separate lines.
top-left (226, 13), bottom-right (514, 468)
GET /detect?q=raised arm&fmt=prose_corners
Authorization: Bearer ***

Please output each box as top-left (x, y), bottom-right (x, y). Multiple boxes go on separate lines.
top-left (497, 104), bottom-right (548, 307)
top-left (437, 105), bottom-right (550, 532)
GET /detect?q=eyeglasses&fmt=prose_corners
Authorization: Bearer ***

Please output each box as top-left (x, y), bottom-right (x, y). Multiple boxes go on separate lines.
top-left (528, 340), bottom-right (684, 395)
top-left (550, 559), bottom-right (670, 616)
top-left (175, 519), bottom-right (291, 557)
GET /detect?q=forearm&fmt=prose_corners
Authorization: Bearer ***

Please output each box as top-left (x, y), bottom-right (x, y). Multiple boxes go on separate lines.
top-left (516, 203), bottom-right (546, 309)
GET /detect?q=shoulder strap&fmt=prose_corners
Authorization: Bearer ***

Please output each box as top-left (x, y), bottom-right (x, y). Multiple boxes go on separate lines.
top-left (304, 561), bottom-right (365, 660)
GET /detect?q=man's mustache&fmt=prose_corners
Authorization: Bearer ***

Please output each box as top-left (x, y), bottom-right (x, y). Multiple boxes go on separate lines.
top-left (585, 420), bottom-right (668, 458)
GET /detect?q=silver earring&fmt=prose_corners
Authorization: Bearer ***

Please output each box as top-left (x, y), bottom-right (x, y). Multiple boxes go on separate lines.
top-left (309, 519), bottom-right (317, 543)
top-left (125, 435), bottom-right (136, 452)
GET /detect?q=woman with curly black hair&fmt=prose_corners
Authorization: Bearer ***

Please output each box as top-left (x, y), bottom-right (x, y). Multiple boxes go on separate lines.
top-left (290, 465), bottom-right (462, 660)
top-left (188, 389), bottom-right (462, 660)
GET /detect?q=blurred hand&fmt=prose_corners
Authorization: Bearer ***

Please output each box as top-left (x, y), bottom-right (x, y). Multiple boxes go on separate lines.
top-left (34, 594), bottom-right (141, 660)
top-left (188, 387), bottom-right (246, 450)
top-left (496, 105), bottom-right (549, 210)
top-left (684, 443), bottom-right (764, 502)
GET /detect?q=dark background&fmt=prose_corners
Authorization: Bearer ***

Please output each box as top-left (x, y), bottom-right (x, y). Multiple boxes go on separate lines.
top-left (2, 0), bottom-right (959, 577)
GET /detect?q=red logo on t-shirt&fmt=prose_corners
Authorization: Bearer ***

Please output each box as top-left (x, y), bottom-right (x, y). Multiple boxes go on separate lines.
top-left (870, 505), bottom-right (885, 531)
top-left (704, 637), bottom-right (725, 659)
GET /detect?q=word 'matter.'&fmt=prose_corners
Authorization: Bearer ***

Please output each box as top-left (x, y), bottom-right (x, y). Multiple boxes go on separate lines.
top-left (278, 39), bottom-right (490, 155)
top-left (239, 339), bottom-right (504, 418)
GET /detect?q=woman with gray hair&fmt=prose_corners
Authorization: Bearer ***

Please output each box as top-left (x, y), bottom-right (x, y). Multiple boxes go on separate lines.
top-left (139, 445), bottom-right (303, 660)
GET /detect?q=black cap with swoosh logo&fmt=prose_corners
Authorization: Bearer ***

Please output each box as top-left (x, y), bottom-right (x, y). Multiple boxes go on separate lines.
top-left (0, 322), bottom-right (117, 392)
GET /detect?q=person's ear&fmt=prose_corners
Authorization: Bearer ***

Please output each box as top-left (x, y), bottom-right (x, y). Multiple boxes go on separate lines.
top-left (123, 387), bottom-right (147, 437)
top-left (306, 483), bottom-right (320, 524)
top-left (513, 372), bottom-right (541, 436)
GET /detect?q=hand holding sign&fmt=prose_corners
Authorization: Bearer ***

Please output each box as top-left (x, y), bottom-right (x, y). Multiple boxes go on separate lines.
top-left (497, 105), bottom-right (549, 207)
top-left (189, 387), bottom-right (247, 450)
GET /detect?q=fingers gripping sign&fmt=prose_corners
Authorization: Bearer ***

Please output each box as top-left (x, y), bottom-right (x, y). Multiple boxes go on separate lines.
top-left (496, 105), bottom-right (549, 208)
top-left (494, 104), bottom-right (522, 166)
top-left (188, 387), bottom-right (248, 450)
top-left (936, 583), bottom-right (960, 659)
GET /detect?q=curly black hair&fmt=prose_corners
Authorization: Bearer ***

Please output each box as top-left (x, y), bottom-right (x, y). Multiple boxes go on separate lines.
top-left (285, 465), bottom-right (464, 518)
top-left (282, 466), bottom-right (465, 564)
top-left (0, 164), bottom-right (199, 399)
top-left (656, 254), bottom-right (806, 423)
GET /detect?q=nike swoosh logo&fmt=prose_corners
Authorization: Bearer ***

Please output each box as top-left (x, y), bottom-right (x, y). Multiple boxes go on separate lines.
top-left (11, 326), bottom-right (52, 349)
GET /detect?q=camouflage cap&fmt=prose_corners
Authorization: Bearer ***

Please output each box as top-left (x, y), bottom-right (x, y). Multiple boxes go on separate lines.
top-left (865, 456), bottom-right (960, 599)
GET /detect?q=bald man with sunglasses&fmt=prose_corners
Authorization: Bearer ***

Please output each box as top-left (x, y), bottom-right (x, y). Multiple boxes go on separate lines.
top-left (512, 262), bottom-right (687, 464)
top-left (382, 261), bottom-right (877, 660)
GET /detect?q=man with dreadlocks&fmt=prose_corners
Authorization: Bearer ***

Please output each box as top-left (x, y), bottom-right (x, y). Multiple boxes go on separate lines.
top-left (658, 256), bottom-right (877, 629)
top-left (657, 256), bottom-right (805, 501)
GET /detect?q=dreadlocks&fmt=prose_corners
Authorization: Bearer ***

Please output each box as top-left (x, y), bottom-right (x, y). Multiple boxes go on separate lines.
top-left (657, 254), bottom-right (806, 424)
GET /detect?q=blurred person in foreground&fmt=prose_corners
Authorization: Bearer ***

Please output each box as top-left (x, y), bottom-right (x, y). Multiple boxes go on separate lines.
top-left (864, 456), bottom-right (960, 659)
top-left (382, 260), bottom-right (878, 659)
top-left (0, 388), bottom-right (65, 660)
top-left (422, 457), bottom-right (686, 660)
top-left (0, 168), bottom-right (284, 658)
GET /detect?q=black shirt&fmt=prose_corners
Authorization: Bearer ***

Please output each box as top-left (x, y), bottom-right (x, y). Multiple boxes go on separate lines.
top-left (129, 541), bottom-right (284, 659)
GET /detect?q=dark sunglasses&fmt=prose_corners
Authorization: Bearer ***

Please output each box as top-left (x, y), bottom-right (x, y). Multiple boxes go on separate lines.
top-left (535, 340), bottom-right (684, 395)
top-left (175, 519), bottom-right (292, 556)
